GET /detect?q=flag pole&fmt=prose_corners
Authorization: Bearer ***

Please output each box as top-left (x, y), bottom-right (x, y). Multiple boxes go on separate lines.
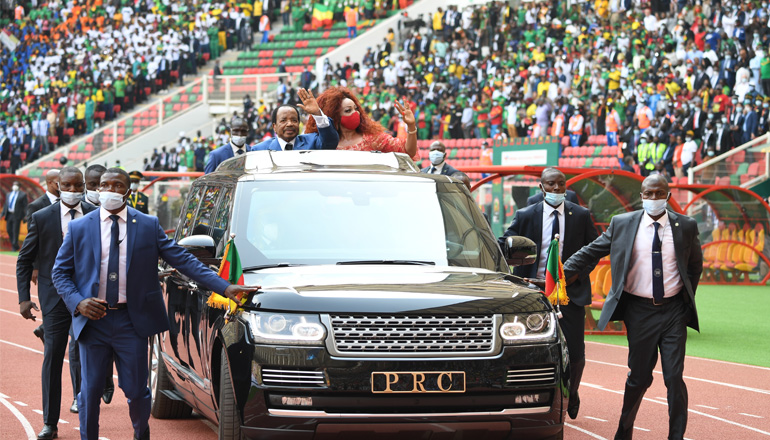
top-left (554, 234), bottom-right (563, 320)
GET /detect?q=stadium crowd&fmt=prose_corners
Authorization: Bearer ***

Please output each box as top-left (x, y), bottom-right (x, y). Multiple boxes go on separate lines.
top-left (323, 0), bottom-right (770, 179)
top-left (0, 0), bottom-right (269, 173)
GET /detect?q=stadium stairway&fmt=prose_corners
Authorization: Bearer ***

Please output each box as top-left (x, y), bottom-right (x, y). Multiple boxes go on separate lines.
top-left (223, 19), bottom-right (387, 77)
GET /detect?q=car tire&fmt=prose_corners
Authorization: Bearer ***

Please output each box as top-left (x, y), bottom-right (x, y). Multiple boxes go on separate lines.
top-left (218, 350), bottom-right (244, 440)
top-left (149, 335), bottom-right (193, 419)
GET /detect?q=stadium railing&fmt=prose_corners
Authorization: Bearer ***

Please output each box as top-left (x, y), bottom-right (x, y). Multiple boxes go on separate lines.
top-left (688, 132), bottom-right (770, 188)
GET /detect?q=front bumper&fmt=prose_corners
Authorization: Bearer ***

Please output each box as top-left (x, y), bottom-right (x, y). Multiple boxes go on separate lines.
top-left (235, 343), bottom-right (567, 440)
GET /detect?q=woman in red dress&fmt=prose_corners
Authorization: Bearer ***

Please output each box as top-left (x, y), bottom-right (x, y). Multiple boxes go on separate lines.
top-left (303, 86), bottom-right (418, 159)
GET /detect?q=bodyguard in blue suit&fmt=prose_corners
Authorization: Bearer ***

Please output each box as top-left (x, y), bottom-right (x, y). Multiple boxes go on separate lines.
top-left (52, 168), bottom-right (259, 440)
top-left (741, 101), bottom-right (758, 145)
top-left (203, 116), bottom-right (250, 174)
top-left (252, 88), bottom-right (339, 152)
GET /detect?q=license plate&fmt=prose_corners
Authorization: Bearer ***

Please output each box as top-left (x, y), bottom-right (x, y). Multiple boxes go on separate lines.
top-left (371, 371), bottom-right (466, 393)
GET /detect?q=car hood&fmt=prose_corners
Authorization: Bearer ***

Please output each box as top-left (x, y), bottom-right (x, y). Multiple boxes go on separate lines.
top-left (241, 265), bottom-right (550, 315)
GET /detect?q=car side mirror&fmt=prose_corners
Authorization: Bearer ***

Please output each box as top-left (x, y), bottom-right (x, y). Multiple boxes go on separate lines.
top-left (178, 234), bottom-right (217, 260)
top-left (503, 236), bottom-right (537, 267)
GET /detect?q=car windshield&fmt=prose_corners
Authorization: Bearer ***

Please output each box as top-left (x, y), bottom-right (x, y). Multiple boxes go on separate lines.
top-left (233, 180), bottom-right (506, 272)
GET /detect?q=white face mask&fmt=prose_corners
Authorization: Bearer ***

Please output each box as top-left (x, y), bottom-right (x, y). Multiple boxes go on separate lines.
top-left (231, 135), bottom-right (247, 147)
top-left (99, 189), bottom-right (128, 210)
top-left (429, 150), bottom-right (445, 166)
top-left (11, 185), bottom-right (19, 191)
top-left (130, 182), bottom-right (139, 191)
top-left (86, 189), bottom-right (100, 205)
top-left (642, 197), bottom-right (668, 216)
top-left (59, 190), bottom-right (83, 206)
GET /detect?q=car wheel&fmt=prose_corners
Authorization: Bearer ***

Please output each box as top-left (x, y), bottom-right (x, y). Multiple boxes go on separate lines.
top-left (218, 350), bottom-right (244, 440)
top-left (149, 335), bottom-right (193, 419)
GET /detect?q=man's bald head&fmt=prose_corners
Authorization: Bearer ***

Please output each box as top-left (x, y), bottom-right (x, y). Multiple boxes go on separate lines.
top-left (541, 167), bottom-right (565, 182)
top-left (641, 174), bottom-right (670, 194)
top-left (45, 169), bottom-right (61, 196)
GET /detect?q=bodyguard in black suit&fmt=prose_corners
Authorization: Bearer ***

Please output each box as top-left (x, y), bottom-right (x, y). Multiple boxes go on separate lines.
top-left (527, 189), bottom-right (579, 206)
top-left (564, 175), bottom-right (702, 440)
top-left (17, 167), bottom-right (97, 440)
top-left (26, 169), bottom-right (61, 224)
top-left (3, 181), bottom-right (29, 251)
top-left (498, 168), bottom-right (599, 420)
top-left (420, 141), bottom-right (460, 176)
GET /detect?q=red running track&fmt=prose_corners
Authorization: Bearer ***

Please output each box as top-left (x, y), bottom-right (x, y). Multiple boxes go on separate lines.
top-left (1, 253), bottom-right (769, 439)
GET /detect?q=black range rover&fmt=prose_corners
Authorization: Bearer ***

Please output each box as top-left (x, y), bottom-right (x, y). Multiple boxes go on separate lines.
top-left (151, 151), bottom-right (569, 440)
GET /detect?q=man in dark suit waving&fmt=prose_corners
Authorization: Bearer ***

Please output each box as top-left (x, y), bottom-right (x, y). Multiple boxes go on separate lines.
top-left (252, 88), bottom-right (339, 153)
top-left (17, 167), bottom-right (97, 439)
top-left (420, 141), bottom-right (459, 175)
top-left (564, 175), bottom-right (702, 440)
top-left (498, 167), bottom-right (599, 420)
top-left (52, 168), bottom-right (259, 440)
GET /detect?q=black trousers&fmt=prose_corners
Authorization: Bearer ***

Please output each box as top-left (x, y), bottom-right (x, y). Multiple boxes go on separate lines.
top-left (42, 300), bottom-right (72, 426)
top-left (615, 294), bottom-right (690, 440)
top-left (559, 300), bottom-right (586, 399)
top-left (5, 215), bottom-right (21, 249)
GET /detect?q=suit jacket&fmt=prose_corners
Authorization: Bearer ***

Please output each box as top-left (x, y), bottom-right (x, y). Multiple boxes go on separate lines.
top-left (563, 210), bottom-right (702, 331)
top-left (17, 201), bottom-right (97, 315)
top-left (52, 207), bottom-right (231, 339)
top-left (419, 162), bottom-right (460, 176)
top-left (498, 201), bottom-right (599, 306)
top-left (527, 190), bottom-right (579, 206)
top-left (2, 190), bottom-right (28, 221)
top-left (128, 191), bottom-right (149, 214)
top-left (26, 194), bottom-right (52, 223)
top-left (204, 143), bottom-right (244, 174)
top-left (741, 111), bottom-right (758, 144)
top-left (252, 118), bottom-right (340, 152)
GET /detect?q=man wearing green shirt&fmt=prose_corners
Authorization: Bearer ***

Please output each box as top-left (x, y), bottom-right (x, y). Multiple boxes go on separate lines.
top-left (85, 98), bottom-right (95, 133)
top-left (761, 49), bottom-right (770, 96)
top-left (114, 76), bottom-right (126, 112)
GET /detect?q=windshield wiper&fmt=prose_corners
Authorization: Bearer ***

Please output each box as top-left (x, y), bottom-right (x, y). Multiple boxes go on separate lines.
top-left (242, 263), bottom-right (304, 271)
top-left (336, 260), bottom-right (435, 266)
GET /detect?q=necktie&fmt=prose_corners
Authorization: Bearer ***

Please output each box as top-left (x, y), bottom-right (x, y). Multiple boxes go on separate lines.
top-left (106, 215), bottom-right (120, 307)
top-left (69, 209), bottom-right (76, 220)
top-left (652, 222), bottom-right (664, 303)
top-left (236, 148), bottom-right (244, 155)
top-left (285, 142), bottom-right (294, 151)
top-left (551, 211), bottom-right (560, 241)
top-left (429, 167), bottom-right (435, 174)
top-left (8, 191), bottom-right (16, 211)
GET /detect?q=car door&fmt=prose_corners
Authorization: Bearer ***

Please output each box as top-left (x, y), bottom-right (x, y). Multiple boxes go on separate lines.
top-left (162, 183), bottom-right (204, 395)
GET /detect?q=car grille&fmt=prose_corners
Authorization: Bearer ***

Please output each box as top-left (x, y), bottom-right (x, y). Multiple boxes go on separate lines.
top-left (506, 366), bottom-right (557, 386)
top-left (261, 368), bottom-right (326, 387)
top-left (328, 315), bottom-right (496, 355)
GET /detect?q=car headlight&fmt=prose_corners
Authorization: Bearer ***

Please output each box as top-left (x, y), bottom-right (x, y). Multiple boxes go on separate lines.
top-left (499, 312), bottom-right (556, 344)
top-left (245, 312), bottom-right (327, 345)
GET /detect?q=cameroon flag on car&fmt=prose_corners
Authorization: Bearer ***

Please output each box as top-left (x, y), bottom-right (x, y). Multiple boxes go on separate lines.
top-left (545, 238), bottom-right (569, 306)
top-left (206, 238), bottom-right (245, 311)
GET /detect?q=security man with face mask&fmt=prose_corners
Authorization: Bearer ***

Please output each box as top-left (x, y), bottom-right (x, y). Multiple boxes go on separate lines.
top-left (204, 116), bottom-right (251, 174)
top-left (17, 166), bottom-right (97, 440)
top-left (498, 167), bottom-right (599, 421)
top-left (127, 171), bottom-right (149, 214)
top-left (420, 141), bottom-right (459, 175)
top-left (564, 175), bottom-right (702, 440)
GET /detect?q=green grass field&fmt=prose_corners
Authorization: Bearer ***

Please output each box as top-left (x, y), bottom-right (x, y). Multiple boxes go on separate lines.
top-left (586, 284), bottom-right (770, 367)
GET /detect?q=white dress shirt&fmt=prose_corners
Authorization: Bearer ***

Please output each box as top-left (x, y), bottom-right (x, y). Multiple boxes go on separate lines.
top-left (625, 211), bottom-right (683, 298)
top-left (98, 206), bottom-right (128, 304)
top-left (60, 202), bottom-right (83, 238)
top-left (275, 112), bottom-right (330, 151)
top-left (427, 162), bottom-right (446, 174)
top-left (537, 202), bottom-right (565, 278)
top-left (230, 141), bottom-right (247, 156)
top-left (46, 191), bottom-right (58, 204)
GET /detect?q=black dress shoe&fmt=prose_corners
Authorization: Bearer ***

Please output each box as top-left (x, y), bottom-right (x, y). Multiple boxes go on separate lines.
top-left (37, 424), bottom-right (57, 439)
top-left (103, 380), bottom-right (115, 404)
top-left (567, 392), bottom-right (580, 420)
top-left (33, 325), bottom-right (45, 344)
top-left (134, 426), bottom-right (150, 440)
top-left (70, 398), bottom-right (78, 413)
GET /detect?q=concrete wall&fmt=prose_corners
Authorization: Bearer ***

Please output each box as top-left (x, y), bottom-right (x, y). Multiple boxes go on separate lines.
top-left (315, 0), bottom-right (497, 90)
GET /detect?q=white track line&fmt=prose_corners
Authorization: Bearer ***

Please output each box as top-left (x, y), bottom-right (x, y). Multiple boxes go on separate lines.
top-left (741, 413), bottom-right (764, 419)
top-left (582, 382), bottom-right (770, 436)
top-left (565, 422), bottom-right (608, 439)
top-left (0, 392), bottom-right (36, 439)
top-left (585, 416), bottom-right (607, 422)
top-left (586, 359), bottom-right (770, 395)
top-left (586, 341), bottom-right (770, 371)
top-left (0, 286), bottom-right (39, 300)
top-left (697, 405), bottom-right (719, 410)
